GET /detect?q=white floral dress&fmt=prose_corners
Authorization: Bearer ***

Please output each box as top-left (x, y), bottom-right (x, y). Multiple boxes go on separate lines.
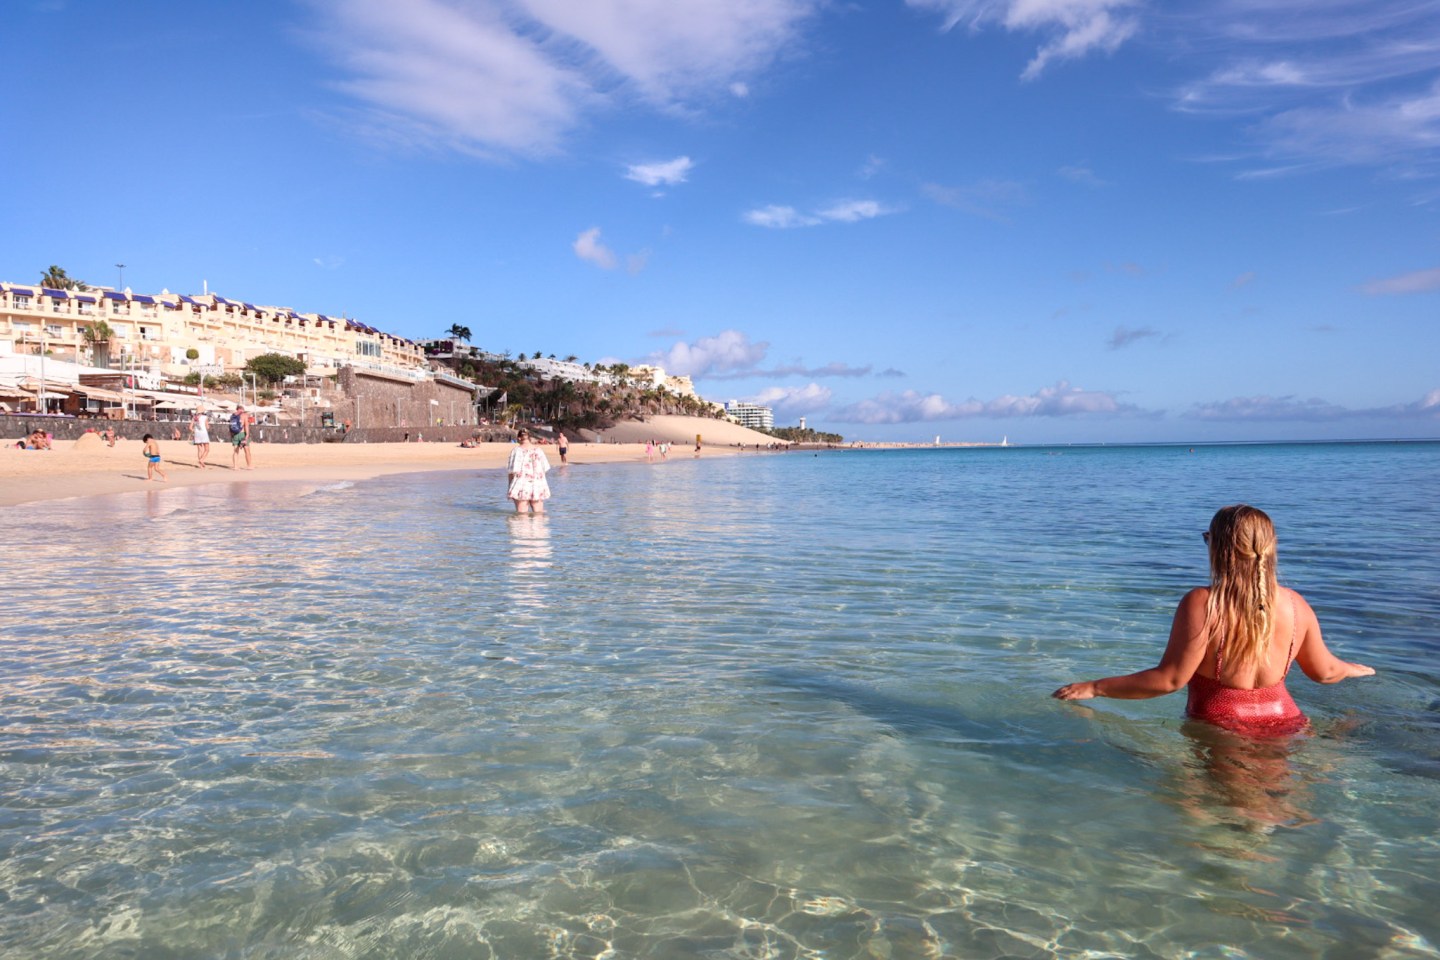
top-left (507, 445), bottom-right (551, 501)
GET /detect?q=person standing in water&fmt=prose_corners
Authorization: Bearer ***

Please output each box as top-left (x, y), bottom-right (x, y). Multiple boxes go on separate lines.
top-left (506, 429), bottom-right (551, 514)
top-left (1053, 504), bottom-right (1374, 735)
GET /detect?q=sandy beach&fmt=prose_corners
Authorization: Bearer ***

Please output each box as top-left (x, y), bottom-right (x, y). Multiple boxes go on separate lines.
top-left (1, 415), bottom-right (786, 508)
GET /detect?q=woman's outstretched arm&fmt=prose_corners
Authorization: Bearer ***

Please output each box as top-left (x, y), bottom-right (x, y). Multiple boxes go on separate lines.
top-left (1290, 591), bottom-right (1376, 684)
top-left (1053, 588), bottom-right (1212, 701)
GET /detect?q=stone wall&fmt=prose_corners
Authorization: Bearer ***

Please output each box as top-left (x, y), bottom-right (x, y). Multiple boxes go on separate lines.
top-left (335, 368), bottom-right (478, 432)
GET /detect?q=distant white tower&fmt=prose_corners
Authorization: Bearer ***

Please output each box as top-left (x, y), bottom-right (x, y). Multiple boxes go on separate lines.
top-left (799, 417), bottom-right (806, 430)
top-left (935, 435), bottom-right (941, 445)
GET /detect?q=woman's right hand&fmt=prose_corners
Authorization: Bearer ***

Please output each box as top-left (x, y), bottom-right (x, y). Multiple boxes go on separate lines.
top-left (1052, 681), bottom-right (1098, 701)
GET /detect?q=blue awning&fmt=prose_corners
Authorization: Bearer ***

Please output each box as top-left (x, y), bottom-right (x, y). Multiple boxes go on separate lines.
top-left (214, 296), bottom-right (236, 306)
top-left (103, 291), bottom-right (127, 300)
top-left (132, 295), bottom-right (156, 304)
top-left (242, 302), bottom-right (257, 312)
top-left (179, 295), bottom-right (198, 304)
top-left (7, 286), bottom-right (35, 296)
top-left (42, 287), bottom-right (69, 299)
top-left (74, 294), bottom-right (97, 303)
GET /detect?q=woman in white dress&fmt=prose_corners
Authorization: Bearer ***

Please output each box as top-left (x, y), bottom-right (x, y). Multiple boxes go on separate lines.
top-left (191, 411), bottom-right (211, 470)
top-left (506, 429), bottom-right (551, 513)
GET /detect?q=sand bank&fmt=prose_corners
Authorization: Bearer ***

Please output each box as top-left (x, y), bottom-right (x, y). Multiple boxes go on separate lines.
top-left (1, 416), bottom-right (785, 508)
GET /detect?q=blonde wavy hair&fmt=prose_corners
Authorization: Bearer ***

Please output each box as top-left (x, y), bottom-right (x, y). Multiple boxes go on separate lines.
top-left (1205, 504), bottom-right (1279, 667)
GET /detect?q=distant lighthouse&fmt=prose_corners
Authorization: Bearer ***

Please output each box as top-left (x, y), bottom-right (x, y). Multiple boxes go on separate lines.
top-left (799, 417), bottom-right (806, 430)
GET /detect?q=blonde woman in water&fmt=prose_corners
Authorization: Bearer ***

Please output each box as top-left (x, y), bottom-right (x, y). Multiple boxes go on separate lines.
top-left (1054, 504), bottom-right (1373, 735)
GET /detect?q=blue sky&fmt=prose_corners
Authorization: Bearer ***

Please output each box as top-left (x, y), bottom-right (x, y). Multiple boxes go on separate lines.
top-left (4, 0), bottom-right (1437, 443)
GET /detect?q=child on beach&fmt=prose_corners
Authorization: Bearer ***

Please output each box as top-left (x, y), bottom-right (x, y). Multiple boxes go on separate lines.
top-left (142, 434), bottom-right (167, 482)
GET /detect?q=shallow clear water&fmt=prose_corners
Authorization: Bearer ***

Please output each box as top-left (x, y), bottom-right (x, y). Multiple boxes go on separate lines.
top-left (3, 442), bottom-right (1438, 959)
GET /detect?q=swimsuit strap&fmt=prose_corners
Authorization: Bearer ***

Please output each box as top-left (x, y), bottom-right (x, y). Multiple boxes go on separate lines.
top-left (1281, 589), bottom-right (1298, 678)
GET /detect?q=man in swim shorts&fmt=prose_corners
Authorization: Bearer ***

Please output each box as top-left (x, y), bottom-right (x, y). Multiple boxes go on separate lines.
top-left (230, 405), bottom-right (253, 470)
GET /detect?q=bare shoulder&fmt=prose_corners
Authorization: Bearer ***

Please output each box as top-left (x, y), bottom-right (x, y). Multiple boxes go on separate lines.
top-left (1177, 587), bottom-right (1209, 612)
top-left (1282, 585), bottom-right (1316, 616)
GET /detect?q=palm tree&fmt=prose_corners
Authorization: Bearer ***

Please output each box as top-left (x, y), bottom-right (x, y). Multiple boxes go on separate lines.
top-left (447, 324), bottom-right (471, 342)
top-left (40, 265), bottom-right (88, 291)
top-left (82, 320), bottom-right (115, 368)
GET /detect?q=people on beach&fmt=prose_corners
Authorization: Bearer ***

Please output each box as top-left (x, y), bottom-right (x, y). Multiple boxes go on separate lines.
top-left (1052, 504), bottom-right (1374, 735)
top-left (646, 439), bottom-right (655, 462)
top-left (506, 428), bottom-right (551, 514)
top-left (557, 432), bottom-right (569, 464)
top-left (191, 411), bottom-right (211, 469)
top-left (230, 406), bottom-right (253, 470)
top-left (141, 433), bottom-right (167, 481)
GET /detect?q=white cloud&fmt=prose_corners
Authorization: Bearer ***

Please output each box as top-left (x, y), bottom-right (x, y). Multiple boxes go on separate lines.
top-left (730, 81), bottom-right (751, 98)
top-left (625, 156), bottom-right (694, 187)
top-left (743, 199), bottom-right (897, 228)
top-left (308, 0), bottom-right (820, 155)
top-left (907, 0), bottom-right (1140, 80)
top-left (743, 205), bottom-right (821, 229)
top-left (645, 329), bottom-right (769, 377)
top-left (816, 199), bottom-right (896, 222)
top-left (573, 227), bottom-right (618, 269)
top-left (1361, 265), bottom-right (1440, 295)
top-left (832, 380), bottom-right (1134, 423)
top-left (749, 383), bottom-right (834, 416)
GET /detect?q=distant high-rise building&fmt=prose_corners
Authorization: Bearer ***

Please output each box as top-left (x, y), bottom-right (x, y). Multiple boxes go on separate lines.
top-left (724, 400), bottom-right (773, 431)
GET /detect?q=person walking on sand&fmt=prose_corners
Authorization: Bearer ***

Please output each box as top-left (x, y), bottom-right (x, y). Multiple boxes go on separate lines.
top-left (1053, 504), bottom-right (1374, 736)
top-left (142, 433), bottom-right (167, 482)
top-left (506, 428), bottom-right (551, 514)
top-left (646, 439), bottom-right (655, 462)
top-left (229, 405), bottom-right (253, 470)
top-left (191, 411), bottom-right (211, 470)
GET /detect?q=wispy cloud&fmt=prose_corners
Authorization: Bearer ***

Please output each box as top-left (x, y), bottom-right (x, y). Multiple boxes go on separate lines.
top-left (1166, 2), bottom-right (1440, 177)
top-left (1230, 271), bottom-right (1256, 290)
top-left (832, 380), bottom-right (1138, 424)
top-left (1360, 265), bottom-right (1440, 296)
top-left (625, 156), bottom-right (694, 188)
top-left (906, 0), bottom-right (1139, 81)
top-left (307, 0), bottom-right (820, 156)
top-left (707, 361), bottom-right (876, 381)
top-left (644, 329), bottom-right (769, 378)
top-left (742, 199), bottom-right (897, 228)
top-left (1188, 389), bottom-right (1440, 422)
top-left (1107, 326), bottom-right (1160, 349)
top-left (1058, 164), bottom-right (1108, 187)
top-left (921, 179), bottom-right (1028, 222)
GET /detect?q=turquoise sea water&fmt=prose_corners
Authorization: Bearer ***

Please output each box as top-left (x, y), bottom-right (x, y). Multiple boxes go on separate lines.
top-left (2, 442), bottom-right (1438, 959)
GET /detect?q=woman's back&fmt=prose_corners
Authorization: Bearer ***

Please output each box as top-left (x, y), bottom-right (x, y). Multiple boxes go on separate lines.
top-left (1190, 585), bottom-right (1304, 690)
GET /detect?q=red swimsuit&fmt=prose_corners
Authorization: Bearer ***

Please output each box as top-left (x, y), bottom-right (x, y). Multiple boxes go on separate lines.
top-left (1185, 593), bottom-right (1306, 736)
